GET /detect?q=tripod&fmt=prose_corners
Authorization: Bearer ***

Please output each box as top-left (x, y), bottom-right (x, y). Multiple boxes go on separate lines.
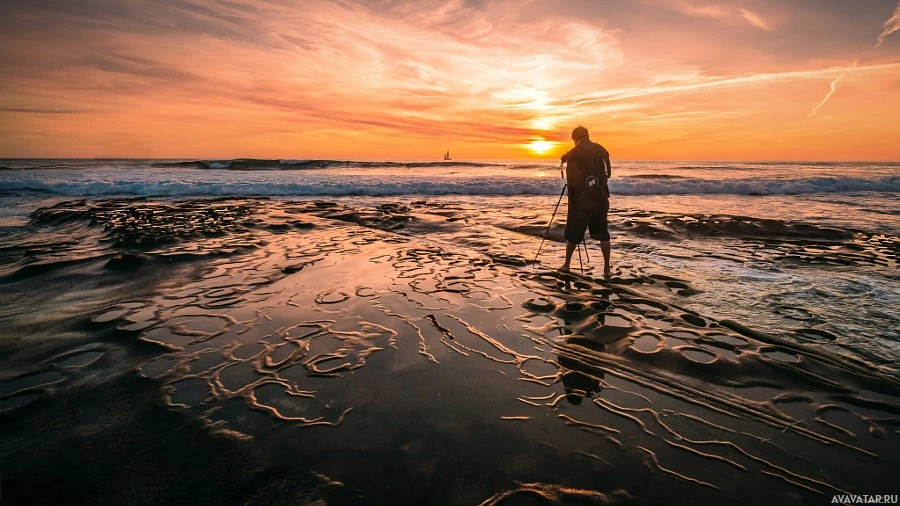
top-left (532, 184), bottom-right (590, 273)
top-left (532, 183), bottom-right (567, 266)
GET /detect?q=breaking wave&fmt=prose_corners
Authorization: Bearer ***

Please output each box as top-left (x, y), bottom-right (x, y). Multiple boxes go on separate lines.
top-left (0, 173), bottom-right (896, 197)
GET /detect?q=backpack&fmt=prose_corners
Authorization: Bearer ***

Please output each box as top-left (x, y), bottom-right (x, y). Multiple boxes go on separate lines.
top-left (584, 143), bottom-right (609, 198)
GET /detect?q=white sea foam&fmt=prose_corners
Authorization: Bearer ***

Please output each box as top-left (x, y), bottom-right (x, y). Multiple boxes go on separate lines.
top-left (0, 172), bottom-right (896, 197)
top-left (611, 175), bottom-right (899, 195)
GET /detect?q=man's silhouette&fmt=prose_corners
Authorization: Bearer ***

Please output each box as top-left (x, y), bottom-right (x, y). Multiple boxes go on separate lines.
top-left (559, 126), bottom-right (612, 278)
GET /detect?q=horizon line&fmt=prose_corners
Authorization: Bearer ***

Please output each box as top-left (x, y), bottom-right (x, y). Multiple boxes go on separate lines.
top-left (2, 156), bottom-right (900, 163)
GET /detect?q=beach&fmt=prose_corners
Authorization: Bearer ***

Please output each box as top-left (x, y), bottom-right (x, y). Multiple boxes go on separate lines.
top-left (2, 160), bottom-right (900, 504)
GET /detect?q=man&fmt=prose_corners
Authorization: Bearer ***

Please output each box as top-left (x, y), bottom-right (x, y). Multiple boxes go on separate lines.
top-left (559, 125), bottom-right (612, 278)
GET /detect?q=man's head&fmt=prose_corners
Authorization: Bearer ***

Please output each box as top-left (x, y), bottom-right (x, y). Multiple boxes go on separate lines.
top-left (571, 125), bottom-right (589, 144)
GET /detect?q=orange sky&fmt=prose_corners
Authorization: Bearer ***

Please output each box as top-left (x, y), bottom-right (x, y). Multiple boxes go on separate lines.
top-left (1, 0), bottom-right (899, 160)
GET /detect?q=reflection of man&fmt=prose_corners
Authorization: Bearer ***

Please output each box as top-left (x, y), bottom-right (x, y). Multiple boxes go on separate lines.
top-left (559, 126), bottom-right (612, 278)
top-left (559, 354), bottom-right (604, 405)
top-left (556, 296), bottom-right (607, 405)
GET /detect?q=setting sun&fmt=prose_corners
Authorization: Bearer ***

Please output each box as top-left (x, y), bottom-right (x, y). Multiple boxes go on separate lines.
top-left (527, 139), bottom-right (555, 155)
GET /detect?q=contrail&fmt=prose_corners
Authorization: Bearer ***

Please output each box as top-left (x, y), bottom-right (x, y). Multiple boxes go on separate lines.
top-left (876, 1), bottom-right (900, 47)
top-left (808, 0), bottom-right (899, 120)
top-left (560, 61), bottom-right (900, 115)
top-left (806, 61), bottom-right (857, 120)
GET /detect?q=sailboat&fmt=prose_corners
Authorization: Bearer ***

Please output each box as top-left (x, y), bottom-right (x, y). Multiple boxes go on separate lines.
top-left (443, 150), bottom-right (452, 160)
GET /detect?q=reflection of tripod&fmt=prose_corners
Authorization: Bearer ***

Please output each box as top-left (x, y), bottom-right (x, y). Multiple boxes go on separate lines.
top-left (533, 182), bottom-right (590, 273)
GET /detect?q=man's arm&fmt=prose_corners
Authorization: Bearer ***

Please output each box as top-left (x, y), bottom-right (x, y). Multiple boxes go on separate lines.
top-left (605, 154), bottom-right (611, 179)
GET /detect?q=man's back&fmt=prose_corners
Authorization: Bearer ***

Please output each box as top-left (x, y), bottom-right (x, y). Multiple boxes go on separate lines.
top-left (566, 141), bottom-right (610, 200)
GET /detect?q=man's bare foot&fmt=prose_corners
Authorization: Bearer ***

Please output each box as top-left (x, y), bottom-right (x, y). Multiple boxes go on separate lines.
top-left (557, 265), bottom-right (570, 273)
top-left (603, 265), bottom-right (611, 279)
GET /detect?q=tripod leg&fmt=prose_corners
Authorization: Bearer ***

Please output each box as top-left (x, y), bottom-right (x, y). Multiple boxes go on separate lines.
top-left (578, 240), bottom-right (584, 274)
top-left (583, 238), bottom-right (590, 263)
top-left (533, 185), bottom-right (567, 265)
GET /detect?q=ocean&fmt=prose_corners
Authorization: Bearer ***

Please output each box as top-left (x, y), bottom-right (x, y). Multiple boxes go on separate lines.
top-left (2, 158), bottom-right (899, 503)
top-left (2, 158), bottom-right (898, 232)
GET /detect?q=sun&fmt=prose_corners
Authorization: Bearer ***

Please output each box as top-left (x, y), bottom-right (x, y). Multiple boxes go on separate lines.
top-left (527, 139), bottom-right (555, 155)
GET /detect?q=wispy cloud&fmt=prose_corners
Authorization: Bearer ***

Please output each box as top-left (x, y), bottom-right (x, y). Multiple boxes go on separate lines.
top-left (651, 0), bottom-right (771, 31)
top-left (659, 0), bottom-right (731, 21)
top-left (806, 62), bottom-right (856, 120)
top-left (0, 106), bottom-right (90, 114)
top-left (876, 1), bottom-right (900, 47)
top-left (739, 8), bottom-right (770, 31)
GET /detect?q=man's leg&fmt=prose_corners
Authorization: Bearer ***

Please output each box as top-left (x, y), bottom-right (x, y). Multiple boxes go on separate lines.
top-left (560, 200), bottom-right (586, 273)
top-left (589, 197), bottom-right (611, 279)
top-left (559, 241), bottom-right (578, 272)
top-left (600, 240), bottom-right (611, 278)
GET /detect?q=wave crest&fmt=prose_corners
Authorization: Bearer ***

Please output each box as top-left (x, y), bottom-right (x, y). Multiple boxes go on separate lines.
top-left (0, 175), bottom-right (896, 197)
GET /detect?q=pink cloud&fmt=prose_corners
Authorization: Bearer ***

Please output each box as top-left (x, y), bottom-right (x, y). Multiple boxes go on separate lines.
top-left (647, 0), bottom-right (771, 31)
top-left (876, 1), bottom-right (900, 47)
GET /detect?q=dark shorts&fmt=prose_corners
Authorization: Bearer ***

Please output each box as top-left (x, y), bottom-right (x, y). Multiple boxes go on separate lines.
top-left (564, 197), bottom-right (610, 243)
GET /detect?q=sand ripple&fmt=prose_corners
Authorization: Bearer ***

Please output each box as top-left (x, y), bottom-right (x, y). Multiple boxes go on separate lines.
top-left (3, 197), bottom-right (899, 504)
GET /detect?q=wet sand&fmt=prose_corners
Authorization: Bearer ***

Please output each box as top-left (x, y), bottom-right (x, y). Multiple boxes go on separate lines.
top-left (2, 198), bottom-right (899, 505)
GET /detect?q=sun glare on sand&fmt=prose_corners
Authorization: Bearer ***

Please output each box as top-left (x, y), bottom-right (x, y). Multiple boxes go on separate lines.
top-left (527, 139), bottom-right (555, 155)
